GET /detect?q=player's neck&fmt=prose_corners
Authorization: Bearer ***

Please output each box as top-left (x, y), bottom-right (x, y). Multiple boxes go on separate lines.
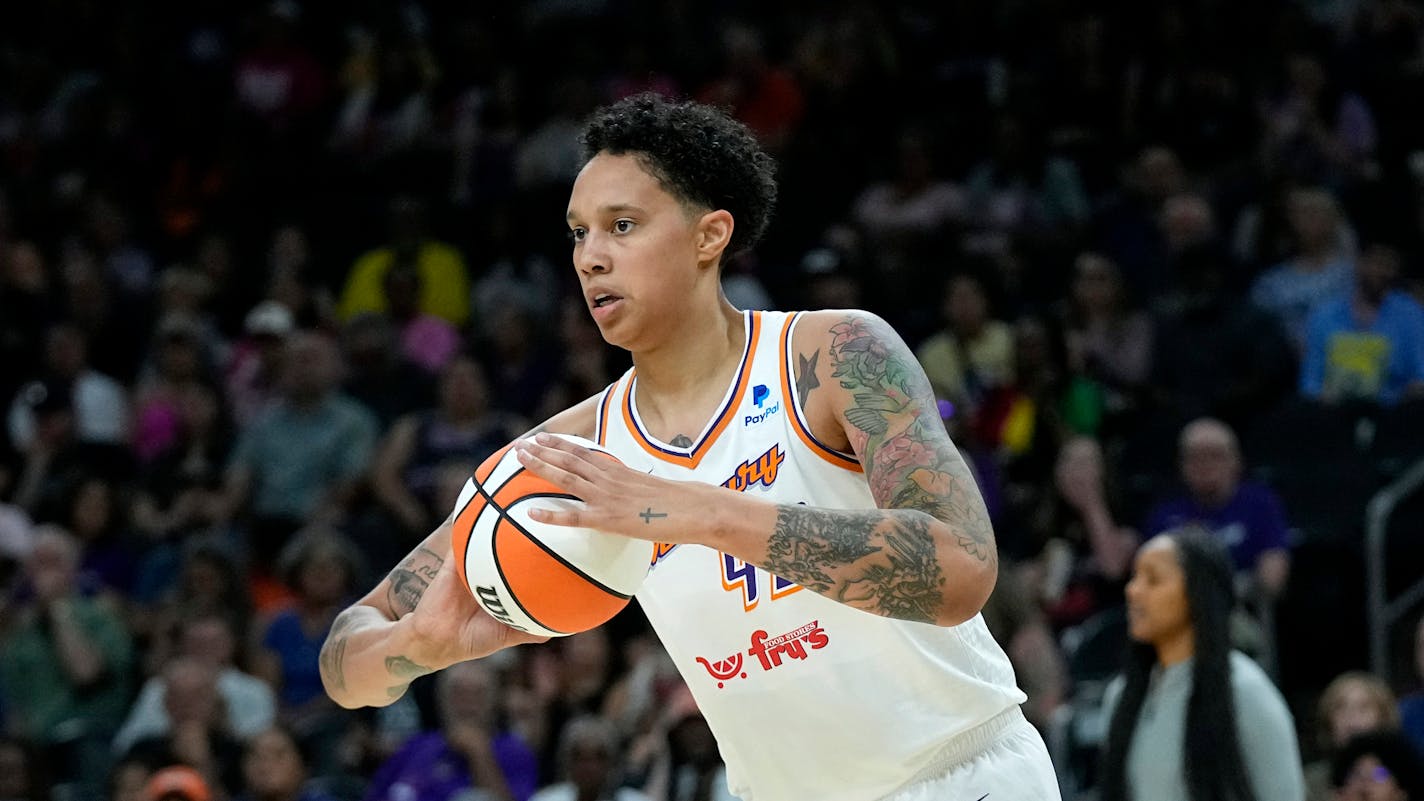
top-left (632, 297), bottom-right (746, 405)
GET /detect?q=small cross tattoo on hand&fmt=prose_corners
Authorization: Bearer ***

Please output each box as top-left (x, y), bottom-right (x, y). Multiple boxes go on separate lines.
top-left (639, 508), bottom-right (668, 524)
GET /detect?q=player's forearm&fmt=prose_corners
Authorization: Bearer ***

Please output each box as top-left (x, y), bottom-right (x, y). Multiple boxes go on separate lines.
top-left (705, 492), bottom-right (996, 627)
top-left (319, 605), bottom-right (434, 709)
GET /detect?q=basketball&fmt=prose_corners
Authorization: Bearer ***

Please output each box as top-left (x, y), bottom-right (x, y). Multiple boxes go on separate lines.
top-left (451, 433), bottom-right (653, 638)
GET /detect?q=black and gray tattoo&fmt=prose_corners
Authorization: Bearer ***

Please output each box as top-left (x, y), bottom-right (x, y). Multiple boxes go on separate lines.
top-left (765, 506), bottom-right (944, 623)
top-left (795, 350), bottom-right (822, 408)
top-left (320, 610), bottom-right (364, 693)
top-left (387, 547), bottom-right (444, 617)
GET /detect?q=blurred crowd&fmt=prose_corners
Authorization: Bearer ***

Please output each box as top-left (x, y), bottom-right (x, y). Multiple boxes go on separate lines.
top-left (2, 1), bottom-right (1424, 800)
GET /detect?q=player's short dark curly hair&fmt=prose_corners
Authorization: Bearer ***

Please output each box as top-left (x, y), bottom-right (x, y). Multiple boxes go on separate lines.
top-left (580, 92), bottom-right (778, 259)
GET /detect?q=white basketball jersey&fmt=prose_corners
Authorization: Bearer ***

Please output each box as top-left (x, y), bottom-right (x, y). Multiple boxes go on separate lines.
top-left (595, 310), bottom-right (1026, 801)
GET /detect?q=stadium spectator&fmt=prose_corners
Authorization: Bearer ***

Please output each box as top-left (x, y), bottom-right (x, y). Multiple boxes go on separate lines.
top-left (213, 332), bottom-right (378, 570)
top-left (338, 312), bottom-right (435, 429)
top-left (253, 530), bottom-right (364, 767)
top-left (364, 659), bottom-right (539, 801)
top-left (1059, 253), bottom-right (1154, 423)
top-left (122, 656), bottom-right (245, 796)
top-left (7, 322), bottom-right (129, 453)
top-left (1330, 730), bottom-right (1424, 801)
top-left (0, 526), bottom-right (134, 792)
top-left (1251, 187), bottom-right (1356, 350)
top-left (225, 301), bottom-right (297, 429)
top-left (529, 716), bottom-right (650, 801)
top-left (1300, 239), bottom-right (1424, 406)
top-left (369, 355), bottom-right (521, 540)
top-left (115, 611), bottom-right (277, 755)
top-left (1099, 528), bottom-right (1304, 801)
top-left (1144, 418), bottom-right (1292, 600)
top-left (337, 198), bottom-right (470, 327)
top-left (1306, 672), bottom-right (1402, 801)
top-left (1021, 436), bottom-right (1137, 631)
top-left (235, 725), bottom-right (342, 801)
top-left (1150, 244), bottom-right (1296, 425)
top-left (915, 271), bottom-right (1015, 425)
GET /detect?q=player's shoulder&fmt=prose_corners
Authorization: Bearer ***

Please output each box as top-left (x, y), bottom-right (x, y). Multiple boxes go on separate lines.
top-left (522, 389), bottom-right (608, 441)
top-left (786, 307), bottom-right (894, 352)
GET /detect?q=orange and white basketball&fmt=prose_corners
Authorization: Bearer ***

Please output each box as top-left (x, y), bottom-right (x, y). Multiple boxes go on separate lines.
top-left (451, 434), bottom-right (652, 638)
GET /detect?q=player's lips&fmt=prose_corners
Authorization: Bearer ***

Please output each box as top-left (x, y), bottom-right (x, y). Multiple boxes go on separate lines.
top-left (586, 288), bottom-right (625, 318)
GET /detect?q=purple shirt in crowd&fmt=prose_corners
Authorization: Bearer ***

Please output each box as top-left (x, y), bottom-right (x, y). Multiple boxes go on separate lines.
top-left (1145, 481), bottom-right (1291, 572)
top-left (363, 730), bottom-right (539, 801)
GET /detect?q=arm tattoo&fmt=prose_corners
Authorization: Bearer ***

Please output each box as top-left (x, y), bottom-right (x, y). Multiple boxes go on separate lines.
top-left (320, 636), bottom-right (348, 693)
top-left (383, 656), bottom-right (434, 699)
top-left (765, 506), bottom-right (943, 623)
top-left (827, 315), bottom-right (994, 564)
top-left (795, 350), bottom-right (821, 408)
top-left (385, 654), bottom-right (434, 680)
top-left (387, 547), bottom-right (444, 617)
top-left (320, 610), bottom-right (364, 693)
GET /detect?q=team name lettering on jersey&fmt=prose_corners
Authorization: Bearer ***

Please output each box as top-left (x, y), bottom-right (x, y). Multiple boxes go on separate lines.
top-left (650, 542), bottom-right (678, 566)
top-left (695, 619), bottom-right (830, 688)
top-left (721, 444), bottom-right (785, 492)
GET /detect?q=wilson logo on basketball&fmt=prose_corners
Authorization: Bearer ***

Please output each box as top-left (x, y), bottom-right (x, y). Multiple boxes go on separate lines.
top-left (474, 584), bottom-right (525, 632)
top-left (721, 445), bottom-right (785, 492)
top-left (694, 620), bottom-right (830, 689)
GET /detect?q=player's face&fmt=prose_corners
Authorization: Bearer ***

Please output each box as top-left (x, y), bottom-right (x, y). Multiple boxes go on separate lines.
top-left (566, 153), bottom-right (704, 350)
top-left (1124, 536), bottom-right (1191, 649)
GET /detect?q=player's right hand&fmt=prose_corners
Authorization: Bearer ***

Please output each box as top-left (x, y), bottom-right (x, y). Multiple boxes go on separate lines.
top-left (401, 554), bottom-right (548, 670)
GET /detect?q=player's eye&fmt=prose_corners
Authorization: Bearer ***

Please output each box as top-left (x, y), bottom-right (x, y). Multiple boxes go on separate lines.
top-left (612, 219), bottom-right (636, 234)
top-left (569, 227), bottom-right (587, 243)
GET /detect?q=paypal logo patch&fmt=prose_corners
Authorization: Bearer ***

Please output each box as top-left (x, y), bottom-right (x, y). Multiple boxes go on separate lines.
top-left (745, 384), bottom-right (780, 426)
top-left (752, 384), bottom-right (770, 408)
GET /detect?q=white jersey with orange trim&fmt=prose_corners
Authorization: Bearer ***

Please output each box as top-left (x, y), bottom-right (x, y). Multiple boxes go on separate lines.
top-left (594, 309), bottom-right (1027, 801)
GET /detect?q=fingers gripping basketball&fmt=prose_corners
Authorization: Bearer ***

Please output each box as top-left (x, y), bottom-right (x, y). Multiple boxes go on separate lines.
top-left (451, 434), bottom-right (652, 638)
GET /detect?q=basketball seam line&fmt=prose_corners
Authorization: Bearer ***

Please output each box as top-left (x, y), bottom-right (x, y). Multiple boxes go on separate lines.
top-left (470, 469), bottom-right (568, 634)
top-left (499, 490), bottom-right (637, 600)
top-left (469, 467), bottom-right (636, 635)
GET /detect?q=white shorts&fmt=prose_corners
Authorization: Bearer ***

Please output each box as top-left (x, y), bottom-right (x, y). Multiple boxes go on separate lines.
top-left (885, 707), bottom-right (1062, 801)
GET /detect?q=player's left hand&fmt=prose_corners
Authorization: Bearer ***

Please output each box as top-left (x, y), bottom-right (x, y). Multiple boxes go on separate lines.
top-left (513, 433), bottom-right (717, 544)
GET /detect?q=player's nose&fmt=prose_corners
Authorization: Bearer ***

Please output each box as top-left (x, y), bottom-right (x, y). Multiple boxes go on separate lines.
top-left (575, 230), bottom-right (610, 275)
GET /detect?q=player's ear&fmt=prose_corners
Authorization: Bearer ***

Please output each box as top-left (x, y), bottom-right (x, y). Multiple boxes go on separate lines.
top-left (695, 209), bottom-right (734, 267)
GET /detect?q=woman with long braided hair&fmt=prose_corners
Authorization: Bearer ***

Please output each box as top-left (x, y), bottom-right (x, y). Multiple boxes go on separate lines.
top-left (1099, 526), bottom-right (1304, 801)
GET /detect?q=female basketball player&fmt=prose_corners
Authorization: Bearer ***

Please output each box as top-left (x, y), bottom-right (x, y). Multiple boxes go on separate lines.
top-left (320, 93), bottom-right (1061, 800)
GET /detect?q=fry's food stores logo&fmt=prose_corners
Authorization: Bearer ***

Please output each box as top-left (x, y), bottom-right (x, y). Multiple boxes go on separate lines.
top-left (694, 620), bottom-right (830, 688)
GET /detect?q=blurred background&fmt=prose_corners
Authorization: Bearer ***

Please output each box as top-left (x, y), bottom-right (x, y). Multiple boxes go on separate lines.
top-left (0, 1), bottom-right (1422, 800)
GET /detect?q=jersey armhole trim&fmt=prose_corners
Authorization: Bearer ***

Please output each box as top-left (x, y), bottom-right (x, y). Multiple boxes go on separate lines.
top-left (595, 381), bottom-right (617, 447)
top-left (779, 312), bottom-right (863, 473)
